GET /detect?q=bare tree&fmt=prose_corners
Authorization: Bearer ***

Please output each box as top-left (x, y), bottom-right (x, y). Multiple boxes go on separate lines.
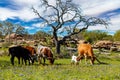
top-left (32, 0), bottom-right (108, 54)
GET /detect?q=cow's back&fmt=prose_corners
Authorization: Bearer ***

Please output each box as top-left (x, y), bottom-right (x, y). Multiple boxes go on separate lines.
top-left (9, 46), bottom-right (22, 56)
top-left (40, 47), bottom-right (53, 57)
top-left (24, 46), bottom-right (36, 56)
top-left (77, 43), bottom-right (94, 56)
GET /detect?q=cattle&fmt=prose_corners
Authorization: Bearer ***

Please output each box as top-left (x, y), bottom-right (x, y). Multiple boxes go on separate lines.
top-left (37, 45), bottom-right (55, 65)
top-left (24, 46), bottom-right (37, 64)
top-left (71, 54), bottom-right (78, 65)
top-left (8, 46), bottom-right (33, 65)
top-left (76, 43), bottom-right (101, 65)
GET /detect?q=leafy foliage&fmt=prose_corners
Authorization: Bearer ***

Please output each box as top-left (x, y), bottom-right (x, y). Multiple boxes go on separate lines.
top-left (0, 21), bottom-right (27, 36)
top-left (114, 30), bottom-right (120, 41)
top-left (82, 30), bottom-right (113, 43)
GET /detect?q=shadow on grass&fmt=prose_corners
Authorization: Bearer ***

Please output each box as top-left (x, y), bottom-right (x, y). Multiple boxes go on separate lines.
top-left (94, 61), bottom-right (109, 65)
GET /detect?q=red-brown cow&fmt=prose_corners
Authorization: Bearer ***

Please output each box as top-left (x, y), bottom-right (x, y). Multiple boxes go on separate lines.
top-left (37, 46), bottom-right (55, 65)
top-left (76, 43), bottom-right (101, 65)
top-left (24, 46), bottom-right (37, 64)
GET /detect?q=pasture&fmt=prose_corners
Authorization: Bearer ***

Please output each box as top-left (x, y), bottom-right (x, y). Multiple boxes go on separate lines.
top-left (0, 52), bottom-right (120, 80)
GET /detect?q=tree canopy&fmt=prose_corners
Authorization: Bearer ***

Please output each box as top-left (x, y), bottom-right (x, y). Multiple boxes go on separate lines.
top-left (114, 30), bottom-right (120, 41)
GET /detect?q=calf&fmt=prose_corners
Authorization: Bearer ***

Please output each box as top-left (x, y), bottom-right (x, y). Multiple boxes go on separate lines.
top-left (8, 46), bottom-right (33, 65)
top-left (77, 43), bottom-right (101, 65)
top-left (37, 45), bottom-right (55, 65)
top-left (71, 54), bottom-right (78, 65)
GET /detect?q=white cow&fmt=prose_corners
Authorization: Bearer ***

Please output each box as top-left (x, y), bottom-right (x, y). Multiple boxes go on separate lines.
top-left (71, 54), bottom-right (78, 65)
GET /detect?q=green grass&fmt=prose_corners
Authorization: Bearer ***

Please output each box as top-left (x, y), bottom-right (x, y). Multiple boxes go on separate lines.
top-left (0, 53), bottom-right (120, 80)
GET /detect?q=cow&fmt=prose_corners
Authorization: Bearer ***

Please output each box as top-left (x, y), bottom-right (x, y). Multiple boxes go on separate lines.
top-left (24, 46), bottom-right (37, 64)
top-left (71, 54), bottom-right (78, 65)
top-left (76, 43), bottom-right (101, 65)
top-left (37, 45), bottom-right (55, 65)
top-left (8, 46), bottom-right (33, 65)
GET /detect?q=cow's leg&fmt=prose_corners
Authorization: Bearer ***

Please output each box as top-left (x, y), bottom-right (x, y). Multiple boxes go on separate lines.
top-left (21, 58), bottom-right (24, 64)
top-left (11, 56), bottom-right (15, 65)
top-left (28, 59), bottom-right (31, 65)
top-left (38, 56), bottom-right (42, 64)
top-left (24, 59), bottom-right (27, 65)
top-left (43, 57), bottom-right (46, 65)
top-left (84, 54), bottom-right (88, 64)
top-left (90, 57), bottom-right (95, 65)
top-left (18, 57), bottom-right (20, 64)
top-left (28, 57), bottom-right (32, 65)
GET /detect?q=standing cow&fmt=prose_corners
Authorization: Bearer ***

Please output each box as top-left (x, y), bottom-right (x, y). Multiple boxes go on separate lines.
top-left (76, 43), bottom-right (101, 65)
top-left (8, 46), bottom-right (33, 65)
top-left (24, 46), bottom-right (37, 64)
top-left (37, 45), bottom-right (55, 65)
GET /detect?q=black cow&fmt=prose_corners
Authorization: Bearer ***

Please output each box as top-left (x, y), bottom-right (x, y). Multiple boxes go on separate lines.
top-left (8, 46), bottom-right (33, 65)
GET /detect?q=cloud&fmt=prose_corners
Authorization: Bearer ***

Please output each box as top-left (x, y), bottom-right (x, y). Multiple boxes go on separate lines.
top-left (109, 14), bottom-right (120, 31)
top-left (0, 0), bottom-right (40, 21)
top-left (24, 26), bottom-right (35, 30)
top-left (0, 7), bottom-right (17, 20)
top-left (74, 0), bottom-right (120, 16)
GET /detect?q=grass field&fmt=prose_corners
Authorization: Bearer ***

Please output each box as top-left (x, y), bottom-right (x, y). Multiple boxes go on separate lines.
top-left (0, 52), bottom-right (120, 80)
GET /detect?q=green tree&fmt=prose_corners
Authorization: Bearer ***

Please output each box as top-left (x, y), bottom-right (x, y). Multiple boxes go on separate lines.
top-left (0, 21), bottom-right (27, 44)
top-left (34, 31), bottom-right (51, 40)
top-left (114, 30), bottom-right (120, 41)
top-left (83, 30), bottom-right (111, 43)
top-left (32, 0), bottom-right (108, 54)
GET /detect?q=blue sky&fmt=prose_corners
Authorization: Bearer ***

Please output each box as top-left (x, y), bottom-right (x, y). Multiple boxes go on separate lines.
top-left (0, 0), bottom-right (120, 35)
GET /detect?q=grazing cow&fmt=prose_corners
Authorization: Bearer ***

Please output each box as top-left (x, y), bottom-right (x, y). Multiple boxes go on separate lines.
top-left (24, 46), bottom-right (37, 64)
top-left (76, 43), bottom-right (101, 65)
top-left (37, 45), bottom-right (55, 65)
top-left (8, 46), bottom-right (33, 65)
top-left (71, 54), bottom-right (78, 65)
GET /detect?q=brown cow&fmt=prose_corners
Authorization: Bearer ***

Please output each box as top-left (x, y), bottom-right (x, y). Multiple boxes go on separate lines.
top-left (76, 43), bottom-right (101, 65)
top-left (24, 46), bottom-right (37, 64)
top-left (24, 46), bottom-right (36, 56)
top-left (37, 46), bottom-right (55, 65)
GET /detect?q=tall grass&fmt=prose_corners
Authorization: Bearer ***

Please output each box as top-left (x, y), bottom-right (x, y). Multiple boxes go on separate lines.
top-left (0, 52), bottom-right (120, 80)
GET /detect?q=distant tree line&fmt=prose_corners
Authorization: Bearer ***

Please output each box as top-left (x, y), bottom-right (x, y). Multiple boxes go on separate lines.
top-left (0, 21), bottom-right (119, 44)
top-left (0, 21), bottom-right (27, 38)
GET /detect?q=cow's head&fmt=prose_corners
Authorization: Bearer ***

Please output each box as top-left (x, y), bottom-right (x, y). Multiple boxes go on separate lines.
top-left (76, 56), bottom-right (83, 61)
top-left (31, 54), bottom-right (38, 63)
top-left (48, 57), bottom-right (55, 64)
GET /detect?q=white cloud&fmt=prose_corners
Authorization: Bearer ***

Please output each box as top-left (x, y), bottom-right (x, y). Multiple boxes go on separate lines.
top-left (87, 14), bottom-right (120, 34)
top-left (88, 25), bottom-right (107, 31)
top-left (0, 8), bottom-right (17, 21)
top-left (12, 0), bottom-right (40, 7)
top-left (32, 23), bottom-right (42, 28)
top-left (0, 0), bottom-right (40, 21)
top-left (24, 26), bottom-right (35, 30)
top-left (74, 0), bottom-right (120, 16)
top-left (109, 14), bottom-right (120, 31)
top-left (16, 8), bottom-right (37, 21)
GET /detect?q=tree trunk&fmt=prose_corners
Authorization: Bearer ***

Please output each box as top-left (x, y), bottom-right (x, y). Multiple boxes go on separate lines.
top-left (55, 40), bottom-right (61, 54)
